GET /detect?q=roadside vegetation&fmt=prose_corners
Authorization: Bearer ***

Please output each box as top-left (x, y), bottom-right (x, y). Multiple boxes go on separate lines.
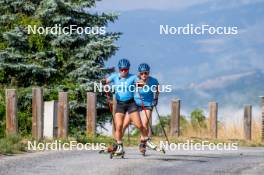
top-left (1, 108), bottom-right (264, 155)
top-left (0, 134), bottom-right (26, 154)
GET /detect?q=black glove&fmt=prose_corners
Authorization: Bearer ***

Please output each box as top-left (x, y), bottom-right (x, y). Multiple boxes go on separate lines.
top-left (152, 98), bottom-right (158, 107)
top-left (136, 81), bottom-right (145, 87)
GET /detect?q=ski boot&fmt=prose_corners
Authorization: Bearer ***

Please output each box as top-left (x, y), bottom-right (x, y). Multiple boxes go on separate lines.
top-left (139, 140), bottom-right (147, 156)
top-left (110, 143), bottom-right (125, 159)
top-left (99, 143), bottom-right (118, 154)
top-left (146, 138), bottom-right (165, 154)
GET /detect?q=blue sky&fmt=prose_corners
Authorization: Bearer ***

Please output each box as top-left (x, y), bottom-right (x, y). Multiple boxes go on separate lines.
top-left (93, 0), bottom-right (264, 89)
top-left (93, 0), bottom-right (264, 124)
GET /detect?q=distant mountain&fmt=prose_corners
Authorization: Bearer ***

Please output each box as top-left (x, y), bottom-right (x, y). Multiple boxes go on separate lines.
top-left (106, 1), bottom-right (264, 87)
top-left (102, 0), bottom-right (264, 114)
top-left (162, 70), bottom-right (264, 111)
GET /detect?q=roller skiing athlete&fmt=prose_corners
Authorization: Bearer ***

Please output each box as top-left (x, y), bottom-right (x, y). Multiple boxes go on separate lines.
top-left (101, 59), bottom-right (150, 159)
top-left (123, 63), bottom-right (165, 156)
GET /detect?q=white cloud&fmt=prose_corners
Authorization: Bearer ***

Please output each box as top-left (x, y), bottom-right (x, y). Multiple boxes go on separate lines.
top-left (196, 39), bottom-right (226, 45)
top-left (195, 37), bottom-right (233, 54)
top-left (190, 71), bottom-right (255, 90)
top-left (192, 20), bottom-right (264, 75)
top-left (207, 0), bottom-right (263, 12)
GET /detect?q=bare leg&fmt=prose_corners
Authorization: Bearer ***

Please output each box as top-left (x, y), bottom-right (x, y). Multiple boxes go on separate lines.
top-left (114, 112), bottom-right (125, 142)
top-left (140, 109), bottom-right (159, 151)
top-left (122, 114), bottom-right (131, 137)
top-left (140, 109), bottom-right (152, 137)
top-left (129, 111), bottom-right (148, 138)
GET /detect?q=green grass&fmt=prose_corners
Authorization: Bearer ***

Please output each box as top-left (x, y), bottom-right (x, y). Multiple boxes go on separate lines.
top-left (1, 134), bottom-right (264, 155)
top-left (153, 136), bottom-right (264, 147)
top-left (0, 134), bottom-right (27, 155)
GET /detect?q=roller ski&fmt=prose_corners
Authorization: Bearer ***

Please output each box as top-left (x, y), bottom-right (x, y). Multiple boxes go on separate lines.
top-left (146, 138), bottom-right (166, 154)
top-left (99, 143), bottom-right (118, 154)
top-left (110, 143), bottom-right (125, 159)
top-left (155, 146), bottom-right (166, 154)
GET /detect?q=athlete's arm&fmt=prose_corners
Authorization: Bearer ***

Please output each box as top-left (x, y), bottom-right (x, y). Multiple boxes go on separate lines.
top-left (102, 73), bottom-right (116, 84)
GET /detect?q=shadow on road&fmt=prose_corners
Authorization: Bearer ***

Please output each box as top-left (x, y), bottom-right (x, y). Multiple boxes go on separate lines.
top-left (122, 153), bottom-right (223, 163)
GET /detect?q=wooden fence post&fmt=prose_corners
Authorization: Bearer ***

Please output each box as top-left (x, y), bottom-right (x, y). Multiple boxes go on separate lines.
top-left (209, 101), bottom-right (218, 139)
top-left (32, 88), bottom-right (44, 140)
top-left (244, 105), bottom-right (252, 140)
top-left (57, 92), bottom-right (69, 138)
top-left (170, 99), bottom-right (180, 137)
top-left (261, 97), bottom-right (264, 142)
top-left (86, 92), bottom-right (97, 136)
top-left (5, 89), bottom-right (18, 135)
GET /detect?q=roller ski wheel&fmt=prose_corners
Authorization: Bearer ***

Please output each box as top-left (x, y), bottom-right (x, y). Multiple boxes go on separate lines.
top-left (98, 149), bottom-right (105, 154)
top-left (110, 143), bottom-right (124, 159)
top-left (99, 144), bottom-right (117, 154)
top-left (110, 151), bottom-right (125, 159)
top-left (156, 147), bottom-right (166, 154)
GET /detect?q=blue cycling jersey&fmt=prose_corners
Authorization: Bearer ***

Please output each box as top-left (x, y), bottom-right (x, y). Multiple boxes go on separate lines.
top-left (134, 76), bottom-right (159, 107)
top-left (107, 73), bottom-right (137, 102)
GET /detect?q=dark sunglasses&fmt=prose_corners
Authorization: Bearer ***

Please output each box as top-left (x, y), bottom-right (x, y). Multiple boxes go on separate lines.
top-left (140, 71), bottom-right (149, 75)
top-left (119, 68), bottom-right (129, 72)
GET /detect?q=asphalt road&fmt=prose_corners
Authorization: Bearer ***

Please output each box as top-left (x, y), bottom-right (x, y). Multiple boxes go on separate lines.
top-left (1, 147), bottom-right (264, 175)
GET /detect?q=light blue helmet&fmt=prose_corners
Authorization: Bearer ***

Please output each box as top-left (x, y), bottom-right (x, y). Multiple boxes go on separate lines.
top-left (138, 63), bottom-right (150, 72)
top-left (118, 58), bottom-right (130, 69)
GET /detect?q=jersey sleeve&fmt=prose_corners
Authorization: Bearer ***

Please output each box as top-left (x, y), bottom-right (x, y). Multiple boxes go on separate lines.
top-left (151, 77), bottom-right (159, 93)
top-left (129, 74), bottom-right (137, 85)
top-left (153, 77), bottom-right (159, 85)
top-left (133, 75), bottom-right (140, 84)
top-left (107, 73), bottom-right (116, 83)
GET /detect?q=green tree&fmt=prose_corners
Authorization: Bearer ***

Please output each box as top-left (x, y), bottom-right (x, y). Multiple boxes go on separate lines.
top-left (0, 0), bottom-right (120, 136)
top-left (179, 115), bottom-right (189, 134)
top-left (191, 108), bottom-right (207, 129)
top-left (148, 115), bottom-right (187, 136)
top-left (36, 0), bottom-right (120, 135)
top-left (0, 0), bottom-right (52, 136)
top-left (154, 115), bottom-right (170, 136)
top-left (0, 1), bottom-right (57, 87)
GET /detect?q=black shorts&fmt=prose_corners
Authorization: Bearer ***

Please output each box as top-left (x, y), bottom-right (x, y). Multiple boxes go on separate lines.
top-left (116, 99), bottom-right (138, 114)
top-left (137, 106), bottom-right (153, 111)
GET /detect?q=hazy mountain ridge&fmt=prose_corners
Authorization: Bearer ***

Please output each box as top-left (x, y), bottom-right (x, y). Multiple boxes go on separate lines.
top-left (104, 1), bottom-right (264, 113)
top-left (163, 70), bottom-right (264, 110)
